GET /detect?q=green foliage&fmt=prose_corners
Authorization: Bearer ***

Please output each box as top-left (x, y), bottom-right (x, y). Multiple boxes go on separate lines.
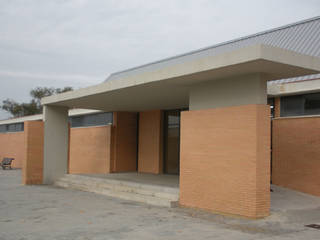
top-left (1, 87), bottom-right (73, 117)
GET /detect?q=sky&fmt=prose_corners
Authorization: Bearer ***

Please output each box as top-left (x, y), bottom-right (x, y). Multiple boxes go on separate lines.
top-left (0, 0), bottom-right (320, 120)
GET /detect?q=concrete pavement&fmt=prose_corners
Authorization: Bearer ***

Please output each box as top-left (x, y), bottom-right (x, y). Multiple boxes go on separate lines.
top-left (1, 170), bottom-right (320, 240)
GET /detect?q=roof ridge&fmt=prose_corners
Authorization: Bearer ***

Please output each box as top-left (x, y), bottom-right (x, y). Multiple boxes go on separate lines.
top-left (106, 15), bottom-right (320, 80)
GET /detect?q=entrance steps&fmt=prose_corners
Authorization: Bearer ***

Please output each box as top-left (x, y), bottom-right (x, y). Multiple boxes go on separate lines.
top-left (54, 174), bottom-right (179, 207)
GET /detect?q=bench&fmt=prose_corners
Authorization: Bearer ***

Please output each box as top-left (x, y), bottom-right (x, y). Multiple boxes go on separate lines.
top-left (1, 158), bottom-right (14, 170)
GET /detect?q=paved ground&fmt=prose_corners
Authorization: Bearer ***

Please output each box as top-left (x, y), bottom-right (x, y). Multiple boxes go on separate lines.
top-left (1, 170), bottom-right (320, 240)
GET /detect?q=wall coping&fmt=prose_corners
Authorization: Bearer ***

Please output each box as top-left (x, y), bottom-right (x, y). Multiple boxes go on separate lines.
top-left (273, 114), bottom-right (320, 120)
top-left (70, 124), bottom-right (112, 130)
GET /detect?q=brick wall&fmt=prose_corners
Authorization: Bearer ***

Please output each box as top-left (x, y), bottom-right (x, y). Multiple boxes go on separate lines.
top-left (138, 110), bottom-right (163, 174)
top-left (69, 125), bottom-right (112, 174)
top-left (111, 112), bottom-right (138, 172)
top-left (274, 97), bottom-right (281, 118)
top-left (272, 116), bottom-right (320, 196)
top-left (179, 104), bottom-right (270, 218)
top-left (0, 131), bottom-right (25, 169)
top-left (22, 121), bottom-right (44, 184)
top-left (69, 112), bottom-right (138, 174)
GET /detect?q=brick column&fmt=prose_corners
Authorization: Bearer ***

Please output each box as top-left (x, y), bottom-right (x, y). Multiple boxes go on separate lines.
top-left (22, 121), bottom-right (44, 185)
top-left (274, 97), bottom-right (281, 118)
top-left (111, 112), bottom-right (138, 172)
top-left (138, 110), bottom-right (163, 174)
top-left (179, 104), bottom-right (270, 218)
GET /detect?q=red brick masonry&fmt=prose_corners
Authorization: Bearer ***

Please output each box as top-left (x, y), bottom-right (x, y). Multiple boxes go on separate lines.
top-left (272, 116), bottom-right (320, 196)
top-left (179, 104), bottom-right (270, 218)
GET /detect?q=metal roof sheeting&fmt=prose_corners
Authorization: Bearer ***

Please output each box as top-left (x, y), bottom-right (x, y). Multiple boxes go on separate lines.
top-left (105, 16), bottom-right (320, 83)
top-left (268, 74), bottom-right (320, 85)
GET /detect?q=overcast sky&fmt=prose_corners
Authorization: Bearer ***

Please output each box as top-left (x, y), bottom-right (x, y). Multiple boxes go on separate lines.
top-left (0, 0), bottom-right (319, 119)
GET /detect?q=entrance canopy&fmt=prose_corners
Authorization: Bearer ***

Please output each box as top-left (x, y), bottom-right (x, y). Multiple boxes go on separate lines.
top-left (41, 40), bottom-right (320, 218)
top-left (42, 44), bottom-right (320, 112)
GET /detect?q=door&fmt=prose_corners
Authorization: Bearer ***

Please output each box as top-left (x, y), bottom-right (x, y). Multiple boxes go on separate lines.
top-left (163, 110), bottom-right (181, 174)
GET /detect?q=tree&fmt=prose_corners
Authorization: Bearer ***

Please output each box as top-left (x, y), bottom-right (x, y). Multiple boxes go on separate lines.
top-left (1, 87), bottom-right (73, 118)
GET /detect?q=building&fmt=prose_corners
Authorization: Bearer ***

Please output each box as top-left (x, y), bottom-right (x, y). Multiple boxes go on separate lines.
top-left (268, 76), bottom-right (320, 198)
top-left (0, 109), bottom-right (108, 170)
top-left (1, 16), bottom-right (320, 219)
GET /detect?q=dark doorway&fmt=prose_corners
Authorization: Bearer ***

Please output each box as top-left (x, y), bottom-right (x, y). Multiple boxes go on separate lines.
top-left (163, 110), bottom-right (181, 174)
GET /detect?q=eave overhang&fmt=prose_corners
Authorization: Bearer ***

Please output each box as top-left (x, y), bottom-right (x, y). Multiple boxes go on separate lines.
top-left (42, 44), bottom-right (320, 111)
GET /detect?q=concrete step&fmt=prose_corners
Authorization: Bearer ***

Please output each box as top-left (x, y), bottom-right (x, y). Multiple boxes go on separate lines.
top-left (54, 174), bottom-right (179, 207)
top-left (58, 174), bottom-right (179, 199)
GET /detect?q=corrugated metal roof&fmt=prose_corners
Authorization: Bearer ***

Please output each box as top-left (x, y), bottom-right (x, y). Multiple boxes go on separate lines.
top-left (268, 74), bottom-right (320, 85)
top-left (105, 16), bottom-right (320, 83)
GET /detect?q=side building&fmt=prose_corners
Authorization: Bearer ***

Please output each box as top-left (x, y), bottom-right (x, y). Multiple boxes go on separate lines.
top-left (269, 76), bottom-right (320, 197)
top-left (0, 109), bottom-right (113, 176)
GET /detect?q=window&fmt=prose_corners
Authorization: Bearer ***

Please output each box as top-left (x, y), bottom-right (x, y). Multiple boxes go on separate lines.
top-left (70, 112), bottom-right (113, 128)
top-left (280, 93), bottom-right (320, 117)
top-left (0, 125), bottom-right (6, 133)
top-left (0, 123), bottom-right (24, 133)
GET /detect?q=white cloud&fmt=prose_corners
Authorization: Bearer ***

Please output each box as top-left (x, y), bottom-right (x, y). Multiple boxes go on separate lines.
top-left (0, 70), bottom-right (104, 84)
top-left (0, 0), bottom-right (319, 120)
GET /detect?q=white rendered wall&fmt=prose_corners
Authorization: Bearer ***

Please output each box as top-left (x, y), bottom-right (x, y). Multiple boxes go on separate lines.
top-left (43, 105), bottom-right (69, 184)
top-left (189, 73), bottom-right (267, 110)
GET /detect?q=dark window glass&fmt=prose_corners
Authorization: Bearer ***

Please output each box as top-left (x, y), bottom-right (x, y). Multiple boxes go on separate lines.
top-left (304, 94), bottom-right (320, 115)
top-left (70, 112), bottom-right (113, 128)
top-left (280, 93), bottom-right (320, 117)
top-left (168, 115), bottom-right (179, 127)
top-left (7, 123), bottom-right (24, 132)
top-left (7, 124), bottom-right (16, 132)
top-left (0, 123), bottom-right (24, 133)
top-left (164, 110), bottom-right (181, 175)
top-left (0, 125), bottom-right (6, 133)
top-left (17, 123), bottom-right (24, 131)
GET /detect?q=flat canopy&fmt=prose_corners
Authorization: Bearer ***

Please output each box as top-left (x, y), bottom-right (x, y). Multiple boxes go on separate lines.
top-left (42, 44), bottom-right (320, 112)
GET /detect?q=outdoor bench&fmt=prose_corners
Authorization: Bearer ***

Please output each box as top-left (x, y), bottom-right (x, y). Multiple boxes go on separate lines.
top-left (0, 158), bottom-right (14, 170)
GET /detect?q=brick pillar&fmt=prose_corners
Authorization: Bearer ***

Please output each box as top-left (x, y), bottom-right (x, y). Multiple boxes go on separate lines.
top-left (22, 121), bottom-right (44, 185)
top-left (138, 110), bottom-right (163, 174)
top-left (179, 104), bottom-right (270, 218)
top-left (111, 112), bottom-right (138, 172)
top-left (274, 97), bottom-right (281, 118)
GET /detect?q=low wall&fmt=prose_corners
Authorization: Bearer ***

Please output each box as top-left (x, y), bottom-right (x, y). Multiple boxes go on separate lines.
top-left (69, 125), bottom-right (112, 174)
top-left (0, 131), bottom-right (25, 168)
top-left (180, 104), bottom-right (270, 218)
top-left (272, 116), bottom-right (320, 196)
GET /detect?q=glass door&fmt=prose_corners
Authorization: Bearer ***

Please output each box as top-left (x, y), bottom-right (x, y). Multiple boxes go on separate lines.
top-left (163, 110), bottom-right (181, 174)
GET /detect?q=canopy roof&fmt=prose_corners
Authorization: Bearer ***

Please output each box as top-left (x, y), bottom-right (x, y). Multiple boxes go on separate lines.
top-left (42, 44), bottom-right (320, 112)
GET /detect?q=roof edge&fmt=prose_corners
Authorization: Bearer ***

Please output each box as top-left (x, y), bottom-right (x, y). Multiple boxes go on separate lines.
top-left (0, 109), bottom-right (103, 125)
top-left (106, 15), bottom-right (320, 81)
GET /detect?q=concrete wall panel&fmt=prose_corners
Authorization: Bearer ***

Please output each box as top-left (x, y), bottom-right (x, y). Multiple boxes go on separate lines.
top-left (189, 74), bottom-right (267, 110)
top-left (43, 106), bottom-right (69, 184)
